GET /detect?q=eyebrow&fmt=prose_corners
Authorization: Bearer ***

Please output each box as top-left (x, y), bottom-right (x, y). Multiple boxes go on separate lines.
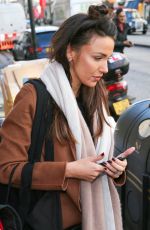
top-left (92, 52), bottom-right (110, 58)
top-left (92, 52), bottom-right (106, 56)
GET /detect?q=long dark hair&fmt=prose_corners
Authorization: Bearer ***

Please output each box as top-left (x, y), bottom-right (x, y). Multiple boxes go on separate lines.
top-left (50, 4), bottom-right (117, 144)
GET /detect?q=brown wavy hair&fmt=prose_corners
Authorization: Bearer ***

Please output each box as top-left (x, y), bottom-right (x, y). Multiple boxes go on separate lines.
top-left (49, 4), bottom-right (117, 144)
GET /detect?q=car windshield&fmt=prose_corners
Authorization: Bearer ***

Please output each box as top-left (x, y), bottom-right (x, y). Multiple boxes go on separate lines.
top-left (16, 31), bottom-right (31, 44)
top-left (125, 10), bottom-right (141, 21)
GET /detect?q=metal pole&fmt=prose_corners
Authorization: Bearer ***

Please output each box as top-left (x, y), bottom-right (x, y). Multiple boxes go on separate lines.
top-left (27, 0), bottom-right (37, 59)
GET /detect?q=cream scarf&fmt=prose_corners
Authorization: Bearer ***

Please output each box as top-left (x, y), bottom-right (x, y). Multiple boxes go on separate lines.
top-left (41, 61), bottom-right (122, 230)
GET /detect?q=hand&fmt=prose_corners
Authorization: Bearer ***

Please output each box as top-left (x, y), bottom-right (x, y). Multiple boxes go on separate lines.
top-left (65, 153), bottom-right (105, 182)
top-left (104, 147), bottom-right (135, 179)
top-left (103, 158), bottom-right (127, 179)
top-left (128, 41), bottom-right (134, 47)
top-left (123, 40), bottom-right (133, 47)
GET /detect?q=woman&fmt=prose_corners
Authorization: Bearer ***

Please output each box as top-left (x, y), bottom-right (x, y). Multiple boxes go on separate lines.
top-left (0, 4), bottom-right (135, 230)
top-left (114, 8), bottom-right (133, 53)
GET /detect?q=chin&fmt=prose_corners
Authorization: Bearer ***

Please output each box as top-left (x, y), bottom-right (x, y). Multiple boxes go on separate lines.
top-left (87, 82), bottom-right (98, 88)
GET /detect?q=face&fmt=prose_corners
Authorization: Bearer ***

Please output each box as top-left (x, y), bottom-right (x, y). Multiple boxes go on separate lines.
top-left (118, 12), bottom-right (126, 23)
top-left (67, 35), bottom-right (114, 95)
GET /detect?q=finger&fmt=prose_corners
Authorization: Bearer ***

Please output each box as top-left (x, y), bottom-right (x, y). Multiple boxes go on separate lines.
top-left (112, 158), bottom-right (127, 168)
top-left (118, 147), bottom-right (135, 159)
top-left (104, 168), bottom-right (122, 179)
top-left (105, 161), bottom-right (118, 173)
top-left (104, 168), bottom-right (116, 178)
top-left (90, 152), bottom-right (105, 163)
top-left (106, 165), bottom-right (118, 173)
top-left (106, 163), bottom-right (124, 174)
top-left (105, 159), bottom-right (126, 174)
top-left (110, 164), bottom-right (124, 173)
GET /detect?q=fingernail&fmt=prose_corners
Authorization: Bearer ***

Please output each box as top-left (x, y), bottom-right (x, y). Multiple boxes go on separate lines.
top-left (100, 162), bottom-right (107, 166)
top-left (117, 157), bottom-right (125, 161)
top-left (100, 152), bottom-right (105, 156)
top-left (112, 158), bottom-right (116, 161)
top-left (107, 160), bottom-right (112, 164)
top-left (117, 157), bottom-right (123, 161)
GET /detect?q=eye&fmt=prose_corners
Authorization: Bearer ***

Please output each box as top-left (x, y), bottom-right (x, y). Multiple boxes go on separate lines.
top-left (93, 56), bottom-right (103, 61)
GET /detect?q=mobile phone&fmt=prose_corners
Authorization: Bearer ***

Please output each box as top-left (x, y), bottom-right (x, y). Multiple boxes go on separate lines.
top-left (98, 156), bottom-right (126, 166)
top-left (99, 162), bottom-right (107, 166)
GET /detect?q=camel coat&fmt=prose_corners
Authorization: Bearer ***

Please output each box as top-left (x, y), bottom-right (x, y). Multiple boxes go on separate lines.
top-left (0, 84), bottom-right (125, 229)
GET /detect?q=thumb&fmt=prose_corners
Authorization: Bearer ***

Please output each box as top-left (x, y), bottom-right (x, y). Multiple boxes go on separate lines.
top-left (118, 147), bottom-right (135, 159)
top-left (90, 152), bottom-right (105, 162)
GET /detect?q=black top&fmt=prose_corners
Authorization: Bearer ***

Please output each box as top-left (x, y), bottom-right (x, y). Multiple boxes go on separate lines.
top-left (114, 20), bottom-right (130, 53)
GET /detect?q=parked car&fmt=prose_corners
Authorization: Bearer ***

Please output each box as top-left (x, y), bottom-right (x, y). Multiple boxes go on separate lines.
top-left (124, 8), bottom-right (148, 34)
top-left (12, 25), bottom-right (58, 60)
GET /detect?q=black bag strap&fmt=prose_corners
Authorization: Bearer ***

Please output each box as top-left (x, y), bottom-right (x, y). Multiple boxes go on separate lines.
top-left (44, 96), bottom-right (54, 161)
top-left (20, 79), bottom-right (54, 221)
top-left (6, 163), bottom-right (20, 204)
top-left (28, 79), bottom-right (51, 162)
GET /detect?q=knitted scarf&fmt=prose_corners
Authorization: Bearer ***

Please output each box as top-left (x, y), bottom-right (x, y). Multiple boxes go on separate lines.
top-left (41, 61), bottom-right (123, 230)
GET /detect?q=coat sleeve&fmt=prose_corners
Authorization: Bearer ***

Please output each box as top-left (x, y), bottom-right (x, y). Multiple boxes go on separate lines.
top-left (0, 84), bottom-right (68, 191)
top-left (113, 171), bottom-right (126, 186)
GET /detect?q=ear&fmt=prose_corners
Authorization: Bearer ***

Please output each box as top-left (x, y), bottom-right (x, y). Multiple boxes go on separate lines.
top-left (66, 44), bottom-right (75, 62)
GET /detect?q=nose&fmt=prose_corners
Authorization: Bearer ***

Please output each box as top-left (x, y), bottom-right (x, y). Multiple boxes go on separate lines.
top-left (98, 60), bottom-right (108, 74)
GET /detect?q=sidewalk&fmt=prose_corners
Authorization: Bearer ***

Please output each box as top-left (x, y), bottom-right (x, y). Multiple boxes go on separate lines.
top-left (128, 25), bottom-right (150, 48)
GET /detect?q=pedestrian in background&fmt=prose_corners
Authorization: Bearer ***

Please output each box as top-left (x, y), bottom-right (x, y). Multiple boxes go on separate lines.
top-left (114, 8), bottom-right (133, 53)
top-left (0, 4), bottom-right (135, 230)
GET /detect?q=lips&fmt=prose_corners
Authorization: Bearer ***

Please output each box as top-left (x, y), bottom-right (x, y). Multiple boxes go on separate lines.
top-left (92, 76), bottom-right (102, 81)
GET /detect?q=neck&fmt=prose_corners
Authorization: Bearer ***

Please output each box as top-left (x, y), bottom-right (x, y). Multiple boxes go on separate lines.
top-left (72, 83), bottom-right (80, 97)
top-left (70, 68), bottom-right (81, 97)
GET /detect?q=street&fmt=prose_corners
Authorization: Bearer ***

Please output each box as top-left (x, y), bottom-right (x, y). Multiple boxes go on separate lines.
top-left (125, 45), bottom-right (150, 102)
top-left (123, 30), bottom-right (150, 103)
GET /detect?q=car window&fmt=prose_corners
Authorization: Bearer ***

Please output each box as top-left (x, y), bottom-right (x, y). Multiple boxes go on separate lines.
top-left (36, 31), bottom-right (57, 47)
top-left (17, 32), bottom-right (25, 42)
top-left (23, 32), bottom-right (32, 44)
top-left (125, 12), bottom-right (132, 21)
top-left (17, 32), bottom-right (31, 44)
top-left (132, 11), bottom-right (140, 19)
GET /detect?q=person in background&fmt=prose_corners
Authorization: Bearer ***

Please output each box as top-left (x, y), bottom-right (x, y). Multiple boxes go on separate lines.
top-left (0, 4), bottom-right (135, 230)
top-left (114, 8), bottom-right (133, 53)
